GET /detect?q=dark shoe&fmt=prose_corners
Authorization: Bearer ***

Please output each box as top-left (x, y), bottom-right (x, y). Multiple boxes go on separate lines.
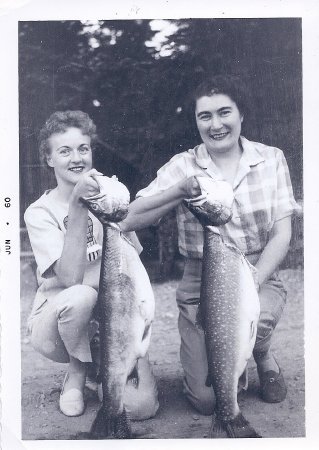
top-left (258, 367), bottom-right (287, 403)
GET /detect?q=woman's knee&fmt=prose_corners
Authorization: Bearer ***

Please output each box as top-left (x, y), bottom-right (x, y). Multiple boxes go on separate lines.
top-left (184, 382), bottom-right (215, 416)
top-left (56, 285), bottom-right (98, 317)
top-left (256, 311), bottom-right (274, 341)
top-left (254, 309), bottom-right (277, 354)
top-left (65, 284), bottom-right (97, 303)
top-left (257, 279), bottom-right (286, 341)
top-left (192, 394), bottom-right (215, 416)
top-left (30, 318), bottom-right (70, 363)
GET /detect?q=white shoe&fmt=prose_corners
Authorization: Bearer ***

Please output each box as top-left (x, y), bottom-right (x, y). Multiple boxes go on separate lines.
top-left (59, 373), bottom-right (85, 417)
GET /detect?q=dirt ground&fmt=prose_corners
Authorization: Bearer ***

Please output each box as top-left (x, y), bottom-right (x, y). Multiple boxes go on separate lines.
top-left (20, 260), bottom-right (305, 440)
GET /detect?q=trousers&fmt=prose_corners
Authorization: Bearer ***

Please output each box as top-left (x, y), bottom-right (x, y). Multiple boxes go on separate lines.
top-left (176, 257), bottom-right (287, 415)
top-left (29, 284), bottom-right (159, 420)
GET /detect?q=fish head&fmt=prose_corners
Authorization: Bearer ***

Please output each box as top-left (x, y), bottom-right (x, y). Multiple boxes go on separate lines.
top-left (183, 177), bottom-right (234, 227)
top-left (81, 175), bottom-right (130, 224)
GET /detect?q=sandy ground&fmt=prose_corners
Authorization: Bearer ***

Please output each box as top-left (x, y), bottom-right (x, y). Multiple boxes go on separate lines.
top-left (21, 261), bottom-right (305, 440)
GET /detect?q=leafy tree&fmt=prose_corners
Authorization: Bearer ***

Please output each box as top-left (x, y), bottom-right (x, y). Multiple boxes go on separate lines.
top-left (19, 19), bottom-right (302, 273)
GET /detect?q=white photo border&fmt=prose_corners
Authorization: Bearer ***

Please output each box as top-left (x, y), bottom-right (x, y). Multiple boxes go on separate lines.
top-left (1, 0), bottom-right (319, 449)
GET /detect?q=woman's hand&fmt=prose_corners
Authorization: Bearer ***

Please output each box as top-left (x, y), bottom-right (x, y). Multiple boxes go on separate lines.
top-left (255, 216), bottom-right (292, 286)
top-left (71, 169), bottom-right (103, 204)
top-left (121, 176), bottom-right (204, 232)
top-left (180, 176), bottom-right (202, 198)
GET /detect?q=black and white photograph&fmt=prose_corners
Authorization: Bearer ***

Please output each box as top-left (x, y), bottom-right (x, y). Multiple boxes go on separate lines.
top-left (1, 0), bottom-right (319, 448)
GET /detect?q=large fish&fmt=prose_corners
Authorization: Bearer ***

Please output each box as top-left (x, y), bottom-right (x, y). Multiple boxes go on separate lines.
top-left (81, 175), bottom-right (155, 439)
top-left (184, 177), bottom-right (261, 438)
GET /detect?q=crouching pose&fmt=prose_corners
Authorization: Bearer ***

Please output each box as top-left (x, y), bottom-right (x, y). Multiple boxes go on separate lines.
top-left (24, 110), bottom-right (159, 418)
top-left (121, 75), bottom-right (299, 415)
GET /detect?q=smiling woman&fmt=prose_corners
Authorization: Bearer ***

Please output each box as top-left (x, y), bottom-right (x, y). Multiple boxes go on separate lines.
top-left (46, 127), bottom-right (93, 189)
top-left (121, 74), bottom-right (299, 431)
top-left (195, 94), bottom-right (243, 183)
top-left (23, 110), bottom-right (159, 420)
top-left (38, 110), bottom-right (97, 165)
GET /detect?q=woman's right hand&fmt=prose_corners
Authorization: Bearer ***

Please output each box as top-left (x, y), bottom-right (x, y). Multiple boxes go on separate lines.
top-left (181, 176), bottom-right (202, 198)
top-left (71, 169), bottom-right (103, 204)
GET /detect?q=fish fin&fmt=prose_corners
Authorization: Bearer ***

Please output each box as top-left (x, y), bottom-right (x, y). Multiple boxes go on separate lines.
top-left (223, 413), bottom-right (261, 438)
top-left (127, 364), bottom-right (139, 388)
top-left (209, 413), bottom-right (261, 438)
top-left (90, 407), bottom-right (132, 439)
top-left (142, 323), bottom-right (151, 341)
top-left (208, 414), bottom-right (228, 438)
top-left (205, 373), bottom-right (213, 387)
top-left (209, 413), bottom-right (261, 439)
top-left (250, 319), bottom-right (257, 341)
top-left (136, 321), bottom-right (152, 359)
top-left (238, 366), bottom-right (249, 392)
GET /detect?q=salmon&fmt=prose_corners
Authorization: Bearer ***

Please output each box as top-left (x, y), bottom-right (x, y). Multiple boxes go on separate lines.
top-left (184, 177), bottom-right (261, 438)
top-left (81, 175), bottom-right (155, 439)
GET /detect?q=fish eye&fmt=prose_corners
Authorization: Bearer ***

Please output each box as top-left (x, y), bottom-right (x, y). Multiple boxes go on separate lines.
top-left (91, 203), bottom-right (99, 210)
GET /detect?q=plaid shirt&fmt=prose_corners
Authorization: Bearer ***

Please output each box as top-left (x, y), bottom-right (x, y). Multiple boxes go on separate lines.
top-left (137, 136), bottom-right (298, 259)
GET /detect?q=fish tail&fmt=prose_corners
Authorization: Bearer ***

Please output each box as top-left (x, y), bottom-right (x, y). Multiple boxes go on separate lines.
top-left (209, 413), bottom-right (262, 439)
top-left (208, 414), bottom-right (228, 438)
top-left (90, 406), bottom-right (132, 439)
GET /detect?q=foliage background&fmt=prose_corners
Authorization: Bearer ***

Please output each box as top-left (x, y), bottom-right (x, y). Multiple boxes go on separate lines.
top-left (19, 18), bottom-right (303, 273)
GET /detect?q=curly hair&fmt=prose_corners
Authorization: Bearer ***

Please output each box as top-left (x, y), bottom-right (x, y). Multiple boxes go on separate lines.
top-left (192, 74), bottom-right (249, 117)
top-left (38, 110), bottom-right (97, 166)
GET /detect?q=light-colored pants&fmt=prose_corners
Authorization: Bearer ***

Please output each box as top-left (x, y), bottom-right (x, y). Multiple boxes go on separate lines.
top-left (29, 284), bottom-right (159, 420)
top-left (176, 258), bottom-right (287, 415)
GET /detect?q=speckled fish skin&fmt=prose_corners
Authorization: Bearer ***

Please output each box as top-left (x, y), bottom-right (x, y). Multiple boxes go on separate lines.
top-left (201, 230), bottom-right (259, 422)
top-left (81, 176), bottom-right (155, 439)
top-left (184, 193), bottom-right (261, 438)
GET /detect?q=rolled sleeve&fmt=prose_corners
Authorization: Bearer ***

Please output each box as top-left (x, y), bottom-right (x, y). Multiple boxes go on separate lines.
top-left (24, 205), bottom-right (64, 277)
top-left (136, 153), bottom-right (188, 199)
top-left (275, 150), bottom-right (300, 222)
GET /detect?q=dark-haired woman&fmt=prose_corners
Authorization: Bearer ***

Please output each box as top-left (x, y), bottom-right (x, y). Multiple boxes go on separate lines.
top-left (121, 75), bottom-right (299, 414)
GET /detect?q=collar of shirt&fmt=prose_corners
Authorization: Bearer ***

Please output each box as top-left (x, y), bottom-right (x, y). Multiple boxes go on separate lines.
top-left (193, 136), bottom-right (265, 189)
